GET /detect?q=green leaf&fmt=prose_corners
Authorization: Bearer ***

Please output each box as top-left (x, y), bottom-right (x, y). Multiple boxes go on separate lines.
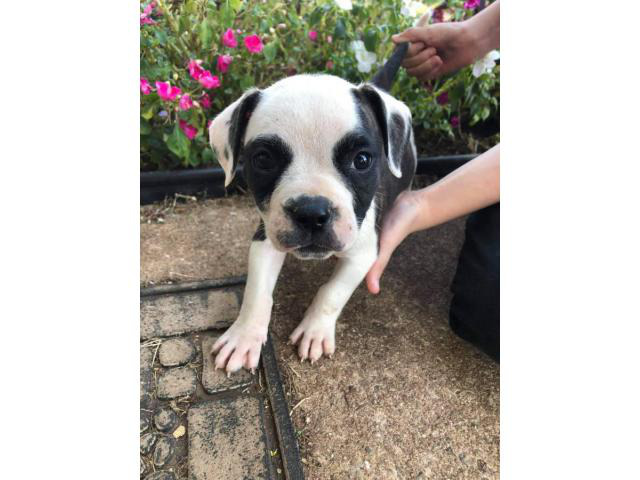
top-left (165, 124), bottom-right (190, 159)
top-left (239, 75), bottom-right (254, 90)
top-left (140, 118), bottom-right (151, 135)
top-left (141, 105), bottom-right (155, 120)
top-left (199, 19), bottom-right (212, 47)
top-left (334, 18), bottom-right (347, 38)
top-left (263, 40), bottom-right (278, 63)
top-left (309, 6), bottom-right (323, 26)
top-left (364, 27), bottom-right (378, 52)
top-left (229, 0), bottom-right (243, 13)
top-left (201, 147), bottom-right (214, 165)
top-left (221, 3), bottom-right (234, 29)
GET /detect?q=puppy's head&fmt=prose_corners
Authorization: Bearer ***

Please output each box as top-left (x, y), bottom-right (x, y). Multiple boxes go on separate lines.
top-left (209, 74), bottom-right (413, 260)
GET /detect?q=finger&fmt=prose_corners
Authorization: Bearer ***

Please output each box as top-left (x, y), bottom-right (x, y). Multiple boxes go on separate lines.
top-left (402, 47), bottom-right (436, 69)
top-left (405, 41), bottom-right (425, 58)
top-left (407, 55), bottom-right (443, 81)
top-left (392, 27), bottom-right (429, 44)
top-left (366, 254), bottom-right (390, 295)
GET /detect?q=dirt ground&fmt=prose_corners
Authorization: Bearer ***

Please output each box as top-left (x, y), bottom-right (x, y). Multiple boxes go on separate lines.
top-left (141, 192), bottom-right (499, 479)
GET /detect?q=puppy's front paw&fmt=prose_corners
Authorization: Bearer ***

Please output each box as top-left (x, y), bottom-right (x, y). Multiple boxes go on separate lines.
top-left (289, 316), bottom-right (336, 363)
top-left (211, 320), bottom-right (267, 375)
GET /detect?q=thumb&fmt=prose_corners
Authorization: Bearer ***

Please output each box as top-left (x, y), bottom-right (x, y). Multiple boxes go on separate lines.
top-left (392, 26), bottom-right (430, 44)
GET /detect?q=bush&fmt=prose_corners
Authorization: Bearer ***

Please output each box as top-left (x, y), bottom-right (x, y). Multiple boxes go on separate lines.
top-left (140, 0), bottom-right (499, 171)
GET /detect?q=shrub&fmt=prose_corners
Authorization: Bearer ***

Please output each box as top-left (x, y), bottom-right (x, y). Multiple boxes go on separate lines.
top-left (140, 0), bottom-right (499, 171)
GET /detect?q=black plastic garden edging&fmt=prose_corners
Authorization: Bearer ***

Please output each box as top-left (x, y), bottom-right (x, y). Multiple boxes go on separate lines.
top-left (140, 153), bottom-right (477, 205)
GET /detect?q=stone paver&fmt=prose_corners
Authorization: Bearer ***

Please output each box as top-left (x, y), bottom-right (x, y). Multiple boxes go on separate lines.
top-left (159, 337), bottom-right (197, 367)
top-left (140, 346), bottom-right (155, 408)
top-left (157, 367), bottom-right (197, 400)
top-left (188, 397), bottom-right (271, 479)
top-left (141, 289), bottom-right (240, 340)
top-left (201, 336), bottom-right (253, 394)
top-left (140, 433), bottom-right (158, 455)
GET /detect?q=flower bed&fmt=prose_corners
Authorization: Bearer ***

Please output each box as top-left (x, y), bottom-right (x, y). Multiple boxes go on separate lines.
top-left (140, 0), bottom-right (499, 171)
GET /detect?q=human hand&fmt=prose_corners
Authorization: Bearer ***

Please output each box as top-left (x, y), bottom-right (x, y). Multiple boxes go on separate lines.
top-left (366, 190), bottom-right (423, 295)
top-left (392, 21), bottom-right (477, 82)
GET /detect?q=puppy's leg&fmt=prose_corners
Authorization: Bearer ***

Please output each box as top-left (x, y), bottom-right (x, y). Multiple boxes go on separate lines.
top-left (290, 227), bottom-right (377, 363)
top-left (212, 236), bottom-right (286, 374)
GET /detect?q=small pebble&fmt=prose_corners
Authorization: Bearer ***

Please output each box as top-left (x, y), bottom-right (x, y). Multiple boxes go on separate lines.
top-left (154, 406), bottom-right (179, 432)
top-left (153, 435), bottom-right (175, 467)
top-left (140, 433), bottom-right (157, 455)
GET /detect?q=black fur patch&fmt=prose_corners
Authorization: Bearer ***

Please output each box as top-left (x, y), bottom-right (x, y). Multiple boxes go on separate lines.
top-left (227, 90), bottom-right (262, 178)
top-left (242, 134), bottom-right (294, 211)
top-left (253, 220), bottom-right (266, 241)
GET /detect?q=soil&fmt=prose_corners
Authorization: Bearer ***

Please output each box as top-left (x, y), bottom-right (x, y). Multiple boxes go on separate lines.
top-left (140, 189), bottom-right (499, 479)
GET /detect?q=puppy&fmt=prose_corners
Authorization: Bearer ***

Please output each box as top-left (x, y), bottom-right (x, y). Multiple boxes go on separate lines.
top-left (208, 45), bottom-right (417, 373)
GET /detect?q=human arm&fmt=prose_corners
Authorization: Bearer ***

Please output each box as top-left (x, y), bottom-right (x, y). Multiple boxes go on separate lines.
top-left (392, 0), bottom-right (500, 81)
top-left (366, 144), bottom-right (500, 294)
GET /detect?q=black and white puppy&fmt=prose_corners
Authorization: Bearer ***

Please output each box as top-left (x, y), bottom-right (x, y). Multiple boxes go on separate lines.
top-left (208, 45), bottom-right (417, 373)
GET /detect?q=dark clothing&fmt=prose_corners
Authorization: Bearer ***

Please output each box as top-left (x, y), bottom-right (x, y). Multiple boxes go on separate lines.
top-left (449, 203), bottom-right (500, 362)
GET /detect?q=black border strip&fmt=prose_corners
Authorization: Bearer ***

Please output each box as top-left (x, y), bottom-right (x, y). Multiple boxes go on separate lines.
top-left (140, 275), bottom-right (247, 297)
top-left (262, 333), bottom-right (305, 480)
top-left (140, 154), bottom-right (478, 204)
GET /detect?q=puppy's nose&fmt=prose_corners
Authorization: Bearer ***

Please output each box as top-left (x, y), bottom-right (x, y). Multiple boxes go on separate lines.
top-left (285, 196), bottom-right (332, 232)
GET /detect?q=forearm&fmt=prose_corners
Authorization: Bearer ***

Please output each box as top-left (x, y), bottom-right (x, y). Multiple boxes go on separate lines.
top-left (463, 0), bottom-right (500, 59)
top-left (413, 144), bottom-right (500, 230)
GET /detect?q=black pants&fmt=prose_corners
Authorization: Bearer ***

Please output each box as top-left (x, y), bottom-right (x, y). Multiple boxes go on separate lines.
top-left (449, 203), bottom-right (500, 362)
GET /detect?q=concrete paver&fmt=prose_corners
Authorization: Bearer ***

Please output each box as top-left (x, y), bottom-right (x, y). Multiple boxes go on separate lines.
top-left (141, 289), bottom-right (241, 340)
top-left (188, 396), bottom-right (272, 480)
top-left (159, 337), bottom-right (197, 367)
top-left (156, 366), bottom-right (198, 400)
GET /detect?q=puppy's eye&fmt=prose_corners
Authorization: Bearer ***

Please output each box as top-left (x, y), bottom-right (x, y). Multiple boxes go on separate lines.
top-left (353, 152), bottom-right (372, 171)
top-left (252, 152), bottom-right (276, 172)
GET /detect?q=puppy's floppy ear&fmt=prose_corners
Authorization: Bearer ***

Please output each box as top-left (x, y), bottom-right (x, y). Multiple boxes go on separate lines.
top-left (208, 88), bottom-right (262, 187)
top-left (356, 84), bottom-right (414, 179)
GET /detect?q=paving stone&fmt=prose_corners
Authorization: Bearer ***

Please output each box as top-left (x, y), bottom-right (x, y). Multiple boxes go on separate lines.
top-left (159, 337), bottom-right (197, 367)
top-left (141, 289), bottom-right (240, 340)
top-left (188, 397), bottom-right (271, 479)
top-left (144, 472), bottom-right (176, 480)
top-left (140, 346), bottom-right (155, 400)
top-left (153, 435), bottom-right (175, 467)
top-left (156, 367), bottom-right (197, 400)
top-left (201, 336), bottom-right (254, 394)
top-left (154, 405), bottom-right (179, 432)
top-left (141, 415), bottom-right (150, 434)
top-left (140, 433), bottom-right (158, 455)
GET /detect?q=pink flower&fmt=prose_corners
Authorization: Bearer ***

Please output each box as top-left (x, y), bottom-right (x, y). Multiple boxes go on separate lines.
top-left (140, 2), bottom-right (156, 25)
top-left (308, 31), bottom-right (318, 42)
top-left (222, 28), bottom-right (238, 48)
top-left (436, 92), bottom-right (449, 105)
top-left (326, 35), bottom-right (333, 44)
top-left (463, 0), bottom-right (480, 9)
top-left (178, 94), bottom-right (193, 111)
top-left (244, 34), bottom-right (264, 54)
top-left (450, 116), bottom-right (460, 128)
top-left (140, 77), bottom-right (152, 95)
top-left (188, 59), bottom-right (204, 80)
top-left (178, 119), bottom-right (197, 140)
top-left (198, 70), bottom-right (221, 89)
top-left (200, 93), bottom-right (212, 109)
top-left (432, 8), bottom-right (444, 23)
top-left (326, 60), bottom-right (334, 70)
top-left (155, 81), bottom-right (181, 101)
top-left (217, 55), bottom-right (233, 73)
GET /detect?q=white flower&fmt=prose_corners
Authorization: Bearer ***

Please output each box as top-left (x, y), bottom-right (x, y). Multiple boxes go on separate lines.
top-left (335, 0), bottom-right (353, 10)
top-left (401, 0), bottom-right (431, 18)
top-left (472, 50), bottom-right (500, 77)
top-left (350, 40), bottom-right (377, 73)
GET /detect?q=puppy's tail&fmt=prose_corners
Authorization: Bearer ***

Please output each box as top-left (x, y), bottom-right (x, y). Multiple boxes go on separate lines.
top-left (370, 42), bottom-right (409, 92)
